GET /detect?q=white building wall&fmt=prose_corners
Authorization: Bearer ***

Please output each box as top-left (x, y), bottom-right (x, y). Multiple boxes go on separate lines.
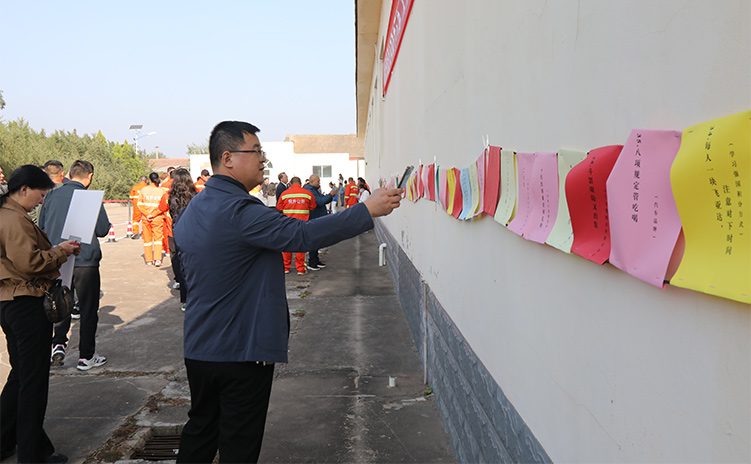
top-left (190, 140), bottom-right (361, 189)
top-left (189, 154), bottom-right (211, 181)
top-left (366, 1), bottom-right (750, 463)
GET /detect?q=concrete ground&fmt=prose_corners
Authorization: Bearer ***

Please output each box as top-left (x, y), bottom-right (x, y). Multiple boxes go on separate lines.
top-left (0, 203), bottom-right (454, 463)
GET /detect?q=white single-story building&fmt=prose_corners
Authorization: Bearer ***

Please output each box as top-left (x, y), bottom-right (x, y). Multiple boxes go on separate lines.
top-left (189, 134), bottom-right (365, 192)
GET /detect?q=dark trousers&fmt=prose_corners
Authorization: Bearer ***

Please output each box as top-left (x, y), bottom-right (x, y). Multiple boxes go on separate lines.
top-left (168, 236), bottom-right (187, 303)
top-left (0, 296), bottom-right (56, 463)
top-left (308, 248), bottom-right (320, 267)
top-left (51, 267), bottom-right (100, 359)
top-left (52, 267), bottom-right (102, 359)
top-left (177, 359), bottom-right (275, 464)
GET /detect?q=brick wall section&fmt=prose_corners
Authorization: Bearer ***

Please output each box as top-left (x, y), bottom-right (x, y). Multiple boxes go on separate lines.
top-left (374, 221), bottom-right (552, 464)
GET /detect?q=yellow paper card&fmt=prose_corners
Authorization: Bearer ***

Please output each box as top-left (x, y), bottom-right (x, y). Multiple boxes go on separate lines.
top-left (670, 110), bottom-right (751, 303)
top-left (446, 168), bottom-right (457, 216)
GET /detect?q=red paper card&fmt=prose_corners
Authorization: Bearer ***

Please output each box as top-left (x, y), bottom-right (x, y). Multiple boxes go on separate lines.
top-left (483, 146), bottom-right (501, 216)
top-left (452, 167), bottom-right (463, 219)
top-left (567, 145), bottom-right (624, 264)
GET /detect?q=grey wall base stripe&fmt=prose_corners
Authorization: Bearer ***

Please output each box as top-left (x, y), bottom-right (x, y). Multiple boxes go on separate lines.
top-left (375, 221), bottom-right (552, 464)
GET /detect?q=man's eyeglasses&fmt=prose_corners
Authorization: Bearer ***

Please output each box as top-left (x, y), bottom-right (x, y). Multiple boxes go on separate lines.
top-left (230, 149), bottom-right (267, 158)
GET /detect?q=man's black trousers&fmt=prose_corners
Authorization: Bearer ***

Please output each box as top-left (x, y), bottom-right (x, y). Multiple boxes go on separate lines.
top-left (51, 266), bottom-right (100, 359)
top-left (177, 359), bottom-right (275, 463)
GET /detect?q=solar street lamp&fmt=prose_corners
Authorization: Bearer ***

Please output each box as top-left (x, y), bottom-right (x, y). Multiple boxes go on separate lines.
top-left (129, 124), bottom-right (156, 155)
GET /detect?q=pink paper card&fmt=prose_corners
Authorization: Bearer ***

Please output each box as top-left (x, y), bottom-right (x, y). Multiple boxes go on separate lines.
top-left (567, 145), bottom-right (624, 264)
top-left (473, 151), bottom-right (485, 217)
top-left (507, 153), bottom-right (559, 242)
top-left (607, 130), bottom-right (683, 288)
top-left (507, 153), bottom-right (535, 237)
top-left (416, 165), bottom-right (424, 200)
top-left (524, 152), bottom-right (559, 244)
top-left (439, 167), bottom-right (449, 211)
top-left (413, 169), bottom-right (420, 199)
top-left (483, 146), bottom-right (502, 216)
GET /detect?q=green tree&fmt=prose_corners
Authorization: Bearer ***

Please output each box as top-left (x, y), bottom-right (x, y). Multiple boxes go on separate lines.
top-left (186, 140), bottom-right (209, 154)
top-left (0, 118), bottom-right (151, 199)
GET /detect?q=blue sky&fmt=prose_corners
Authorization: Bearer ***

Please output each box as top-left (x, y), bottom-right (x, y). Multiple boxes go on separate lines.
top-left (0, 1), bottom-right (356, 158)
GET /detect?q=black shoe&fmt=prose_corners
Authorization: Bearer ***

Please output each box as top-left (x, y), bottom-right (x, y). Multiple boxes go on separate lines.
top-left (131, 233), bottom-right (142, 240)
top-left (316, 262), bottom-right (327, 268)
top-left (45, 452), bottom-right (68, 463)
top-left (306, 264), bottom-right (320, 271)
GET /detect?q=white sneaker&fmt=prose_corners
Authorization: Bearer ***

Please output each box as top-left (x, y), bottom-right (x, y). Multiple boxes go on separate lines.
top-left (172, 282), bottom-right (180, 289)
top-left (51, 344), bottom-right (66, 367)
top-left (77, 354), bottom-right (107, 371)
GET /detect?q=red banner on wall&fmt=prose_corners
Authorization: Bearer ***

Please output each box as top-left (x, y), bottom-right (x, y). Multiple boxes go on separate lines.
top-left (383, 0), bottom-right (415, 96)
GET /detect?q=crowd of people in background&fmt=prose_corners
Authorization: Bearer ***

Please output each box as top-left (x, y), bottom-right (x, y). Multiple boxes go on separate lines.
top-left (127, 166), bottom-right (373, 280)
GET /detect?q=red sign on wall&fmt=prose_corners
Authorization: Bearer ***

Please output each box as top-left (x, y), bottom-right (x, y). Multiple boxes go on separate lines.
top-left (382, 0), bottom-right (415, 96)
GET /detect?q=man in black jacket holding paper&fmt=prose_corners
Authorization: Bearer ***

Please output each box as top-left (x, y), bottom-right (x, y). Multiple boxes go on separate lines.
top-left (38, 160), bottom-right (110, 371)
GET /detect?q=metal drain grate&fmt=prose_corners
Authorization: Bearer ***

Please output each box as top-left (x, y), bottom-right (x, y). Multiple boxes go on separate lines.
top-left (131, 434), bottom-right (181, 461)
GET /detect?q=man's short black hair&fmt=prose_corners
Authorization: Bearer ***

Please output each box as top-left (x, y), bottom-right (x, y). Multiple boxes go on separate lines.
top-left (43, 160), bottom-right (64, 177)
top-left (209, 121), bottom-right (260, 170)
top-left (201, 169), bottom-right (210, 176)
top-left (69, 160), bottom-right (94, 179)
top-left (43, 160), bottom-right (63, 170)
top-left (278, 172), bottom-right (286, 181)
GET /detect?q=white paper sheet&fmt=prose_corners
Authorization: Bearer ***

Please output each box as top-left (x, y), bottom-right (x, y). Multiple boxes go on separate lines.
top-left (59, 255), bottom-right (75, 288)
top-left (60, 190), bottom-right (105, 244)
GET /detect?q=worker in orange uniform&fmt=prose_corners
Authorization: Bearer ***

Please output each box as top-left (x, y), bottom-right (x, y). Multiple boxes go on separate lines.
top-left (138, 172), bottom-right (167, 266)
top-left (129, 175), bottom-right (148, 239)
top-left (276, 176), bottom-right (316, 275)
top-left (194, 169), bottom-right (211, 193)
top-left (344, 177), bottom-right (360, 209)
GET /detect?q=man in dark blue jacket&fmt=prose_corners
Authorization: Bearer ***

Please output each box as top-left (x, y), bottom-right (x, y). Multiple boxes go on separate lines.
top-left (38, 160), bottom-right (111, 371)
top-left (275, 171), bottom-right (288, 199)
top-left (174, 121), bottom-right (402, 463)
top-left (304, 174), bottom-right (337, 270)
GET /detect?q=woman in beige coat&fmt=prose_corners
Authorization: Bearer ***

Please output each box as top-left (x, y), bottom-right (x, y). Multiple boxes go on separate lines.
top-left (0, 165), bottom-right (79, 464)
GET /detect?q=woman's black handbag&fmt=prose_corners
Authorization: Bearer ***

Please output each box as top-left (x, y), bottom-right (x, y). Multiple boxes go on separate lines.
top-left (30, 279), bottom-right (74, 323)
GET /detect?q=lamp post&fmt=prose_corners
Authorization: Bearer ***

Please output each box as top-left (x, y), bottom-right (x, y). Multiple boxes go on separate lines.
top-left (128, 124), bottom-right (156, 155)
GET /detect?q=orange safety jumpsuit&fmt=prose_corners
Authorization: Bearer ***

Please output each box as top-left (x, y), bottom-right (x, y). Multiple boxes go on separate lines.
top-left (195, 178), bottom-right (206, 193)
top-left (276, 185), bottom-right (316, 273)
top-left (345, 183), bottom-right (360, 209)
top-left (138, 184), bottom-right (167, 264)
top-left (129, 180), bottom-right (147, 234)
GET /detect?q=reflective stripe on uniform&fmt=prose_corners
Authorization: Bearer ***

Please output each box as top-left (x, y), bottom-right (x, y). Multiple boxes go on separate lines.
top-left (282, 210), bottom-right (311, 215)
top-left (280, 193), bottom-right (312, 200)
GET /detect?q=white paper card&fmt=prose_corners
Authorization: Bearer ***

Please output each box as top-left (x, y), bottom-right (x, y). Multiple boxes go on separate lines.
top-left (61, 190), bottom-right (105, 244)
top-left (59, 255), bottom-right (75, 288)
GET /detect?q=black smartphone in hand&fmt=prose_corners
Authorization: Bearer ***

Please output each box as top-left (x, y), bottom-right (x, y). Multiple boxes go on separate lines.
top-left (397, 166), bottom-right (414, 189)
